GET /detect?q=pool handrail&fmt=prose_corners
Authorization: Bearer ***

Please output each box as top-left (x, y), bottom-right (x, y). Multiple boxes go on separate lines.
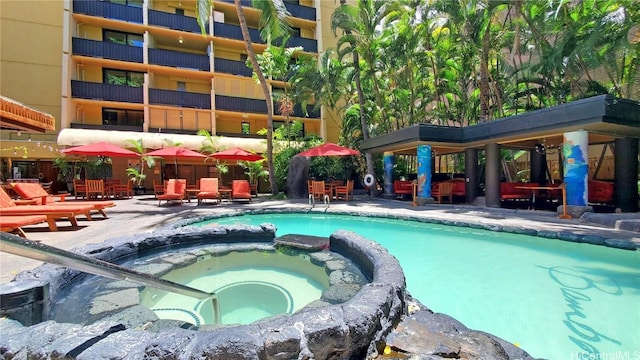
top-left (0, 234), bottom-right (221, 323)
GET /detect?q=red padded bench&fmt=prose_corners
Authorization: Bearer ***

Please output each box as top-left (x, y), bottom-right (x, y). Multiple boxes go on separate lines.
top-left (393, 180), bottom-right (414, 198)
top-left (500, 182), bottom-right (538, 201)
top-left (588, 180), bottom-right (614, 205)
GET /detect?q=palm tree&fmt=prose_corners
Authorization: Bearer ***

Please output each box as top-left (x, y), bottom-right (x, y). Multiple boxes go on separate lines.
top-left (252, 44), bottom-right (303, 146)
top-left (331, 0), bottom-right (388, 194)
top-left (196, 0), bottom-right (291, 195)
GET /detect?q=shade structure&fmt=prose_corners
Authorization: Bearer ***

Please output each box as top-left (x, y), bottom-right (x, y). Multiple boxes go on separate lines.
top-left (296, 143), bottom-right (360, 157)
top-left (62, 142), bottom-right (138, 157)
top-left (210, 147), bottom-right (263, 162)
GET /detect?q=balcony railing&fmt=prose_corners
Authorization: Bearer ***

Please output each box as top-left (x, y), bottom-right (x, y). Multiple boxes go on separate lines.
top-left (285, 2), bottom-right (316, 21)
top-left (72, 38), bottom-right (143, 63)
top-left (73, 0), bottom-right (143, 23)
top-left (214, 58), bottom-right (252, 77)
top-left (218, 0), bottom-right (315, 21)
top-left (216, 95), bottom-right (267, 114)
top-left (274, 102), bottom-right (320, 118)
top-left (148, 9), bottom-right (201, 33)
top-left (70, 123), bottom-right (143, 132)
top-left (149, 89), bottom-right (211, 109)
top-left (283, 36), bottom-right (317, 53)
top-left (71, 80), bottom-right (144, 103)
top-left (213, 23), bottom-right (264, 44)
top-left (149, 48), bottom-right (209, 71)
top-left (218, 0), bottom-right (252, 7)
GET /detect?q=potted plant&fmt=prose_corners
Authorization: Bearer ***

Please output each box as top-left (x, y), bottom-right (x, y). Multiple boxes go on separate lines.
top-left (125, 139), bottom-right (156, 195)
top-left (53, 156), bottom-right (77, 193)
top-left (240, 159), bottom-right (268, 194)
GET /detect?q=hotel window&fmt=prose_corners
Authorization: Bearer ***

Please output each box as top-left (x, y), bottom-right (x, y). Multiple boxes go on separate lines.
top-left (241, 122), bottom-right (250, 135)
top-left (103, 108), bottom-right (144, 127)
top-left (104, 30), bottom-right (143, 47)
top-left (104, 68), bottom-right (144, 87)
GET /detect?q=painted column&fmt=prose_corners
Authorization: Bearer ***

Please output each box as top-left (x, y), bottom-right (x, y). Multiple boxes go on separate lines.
top-left (417, 145), bottom-right (432, 198)
top-left (563, 130), bottom-right (589, 206)
top-left (485, 143), bottom-right (501, 207)
top-left (383, 151), bottom-right (394, 195)
top-left (465, 148), bottom-right (478, 203)
top-left (614, 138), bottom-right (639, 212)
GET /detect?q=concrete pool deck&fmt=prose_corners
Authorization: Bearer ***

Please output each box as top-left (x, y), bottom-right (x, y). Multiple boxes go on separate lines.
top-left (1, 193), bottom-right (639, 285)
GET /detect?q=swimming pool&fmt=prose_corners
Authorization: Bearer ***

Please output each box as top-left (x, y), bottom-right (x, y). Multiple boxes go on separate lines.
top-left (198, 213), bottom-right (640, 360)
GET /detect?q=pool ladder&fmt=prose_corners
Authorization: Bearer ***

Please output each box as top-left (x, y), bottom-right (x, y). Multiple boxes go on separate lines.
top-left (0, 233), bottom-right (221, 324)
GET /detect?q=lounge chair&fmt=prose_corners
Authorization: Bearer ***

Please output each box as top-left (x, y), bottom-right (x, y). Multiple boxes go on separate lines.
top-left (0, 187), bottom-right (94, 231)
top-left (196, 178), bottom-right (219, 204)
top-left (0, 215), bottom-right (48, 238)
top-left (231, 180), bottom-right (252, 202)
top-left (10, 182), bottom-right (115, 218)
top-left (158, 179), bottom-right (186, 206)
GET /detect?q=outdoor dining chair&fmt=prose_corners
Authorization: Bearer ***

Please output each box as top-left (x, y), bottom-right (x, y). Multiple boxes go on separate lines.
top-left (335, 180), bottom-right (354, 201)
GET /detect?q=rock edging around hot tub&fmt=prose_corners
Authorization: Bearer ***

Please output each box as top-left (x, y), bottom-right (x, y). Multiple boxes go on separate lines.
top-left (1, 226), bottom-right (406, 359)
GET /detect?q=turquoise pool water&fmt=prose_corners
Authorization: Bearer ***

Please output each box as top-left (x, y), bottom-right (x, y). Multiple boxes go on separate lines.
top-left (198, 213), bottom-right (640, 360)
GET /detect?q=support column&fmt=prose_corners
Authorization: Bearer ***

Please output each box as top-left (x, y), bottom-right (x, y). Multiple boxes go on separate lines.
top-left (464, 148), bottom-right (478, 203)
top-left (485, 143), bottom-right (501, 208)
top-left (417, 145), bottom-right (432, 198)
top-left (563, 130), bottom-right (589, 206)
top-left (614, 138), bottom-right (639, 212)
top-left (383, 151), bottom-right (394, 195)
top-left (530, 145), bottom-right (547, 184)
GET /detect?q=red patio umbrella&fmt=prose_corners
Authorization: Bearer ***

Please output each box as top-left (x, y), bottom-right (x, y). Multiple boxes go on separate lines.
top-left (210, 147), bottom-right (263, 162)
top-left (144, 146), bottom-right (207, 160)
top-left (296, 143), bottom-right (360, 157)
top-left (144, 146), bottom-right (207, 178)
top-left (62, 142), bottom-right (138, 157)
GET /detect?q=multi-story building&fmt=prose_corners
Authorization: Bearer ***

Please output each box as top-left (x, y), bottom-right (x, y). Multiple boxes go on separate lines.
top-left (0, 0), bottom-right (342, 189)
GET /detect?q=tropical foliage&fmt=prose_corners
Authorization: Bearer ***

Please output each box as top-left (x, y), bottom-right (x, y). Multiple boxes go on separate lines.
top-left (196, 0), bottom-right (638, 193)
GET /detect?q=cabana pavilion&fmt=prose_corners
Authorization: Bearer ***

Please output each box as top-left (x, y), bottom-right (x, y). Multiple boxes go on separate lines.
top-left (360, 95), bottom-right (640, 213)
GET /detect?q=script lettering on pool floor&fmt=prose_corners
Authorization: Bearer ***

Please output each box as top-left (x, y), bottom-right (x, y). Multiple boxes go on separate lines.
top-left (537, 265), bottom-right (622, 355)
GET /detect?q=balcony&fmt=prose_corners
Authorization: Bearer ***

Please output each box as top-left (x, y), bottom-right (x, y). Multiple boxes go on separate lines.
top-left (71, 80), bottom-right (143, 103)
top-left (70, 123), bottom-right (143, 132)
top-left (72, 38), bottom-right (143, 63)
top-left (285, 3), bottom-right (316, 21)
top-left (148, 9), bottom-right (201, 33)
top-left (73, 0), bottom-right (143, 23)
top-left (149, 89), bottom-right (211, 109)
top-left (213, 23), bottom-right (264, 44)
top-left (283, 36), bottom-right (317, 53)
top-left (149, 48), bottom-right (209, 71)
top-left (218, 0), bottom-right (316, 21)
top-left (219, 0), bottom-right (252, 7)
top-left (216, 95), bottom-right (267, 114)
top-left (214, 58), bottom-right (252, 77)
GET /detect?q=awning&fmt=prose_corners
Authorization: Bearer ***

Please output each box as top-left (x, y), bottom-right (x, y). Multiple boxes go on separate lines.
top-left (57, 128), bottom-right (267, 153)
top-left (1, 96), bottom-right (56, 133)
